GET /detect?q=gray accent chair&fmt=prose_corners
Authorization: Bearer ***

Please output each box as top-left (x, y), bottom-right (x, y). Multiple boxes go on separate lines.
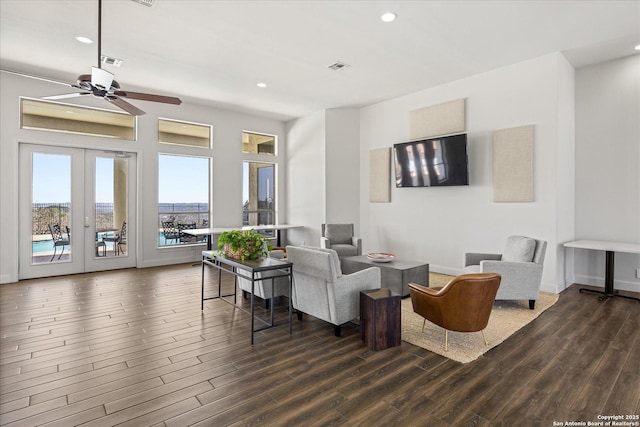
top-left (320, 224), bottom-right (362, 258)
top-left (237, 249), bottom-right (289, 309)
top-left (286, 245), bottom-right (381, 337)
top-left (464, 235), bottom-right (547, 309)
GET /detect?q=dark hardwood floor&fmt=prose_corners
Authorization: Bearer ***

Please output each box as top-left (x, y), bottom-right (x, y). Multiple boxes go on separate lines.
top-left (1, 264), bottom-right (638, 426)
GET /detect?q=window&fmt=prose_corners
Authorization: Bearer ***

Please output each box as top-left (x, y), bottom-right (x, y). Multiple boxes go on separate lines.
top-left (158, 118), bottom-right (211, 148)
top-left (158, 154), bottom-right (210, 246)
top-left (242, 131), bottom-right (276, 155)
top-left (21, 98), bottom-right (135, 140)
top-left (243, 162), bottom-right (275, 226)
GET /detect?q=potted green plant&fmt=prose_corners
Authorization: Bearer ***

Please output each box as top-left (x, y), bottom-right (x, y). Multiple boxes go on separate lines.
top-left (217, 229), bottom-right (271, 261)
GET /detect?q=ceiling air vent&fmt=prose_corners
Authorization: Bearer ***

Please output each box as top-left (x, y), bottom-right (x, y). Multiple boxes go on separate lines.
top-left (101, 55), bottom-right (123, 67)
top-left (129, 0), bottom-right (156, 6)
top-left (328, 61), bottom-right (350, 71)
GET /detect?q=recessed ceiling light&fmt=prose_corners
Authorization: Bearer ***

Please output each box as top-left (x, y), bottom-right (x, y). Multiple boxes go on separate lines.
top-left (635, 44), bottom-right (640, 51)
top-left (381, 12), bottom-right (396, 22)
top-left (256, 82), bottom-right (267, 88)
top-left (75, 36), bottom-right (93, 44)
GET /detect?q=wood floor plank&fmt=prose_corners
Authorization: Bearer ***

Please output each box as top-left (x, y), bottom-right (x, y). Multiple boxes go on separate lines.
top-left (1, 265), bottom-right (638, 426)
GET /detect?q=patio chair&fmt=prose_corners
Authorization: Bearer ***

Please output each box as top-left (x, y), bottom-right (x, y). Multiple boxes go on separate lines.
top-left (103, 221), bottom-right (127, 255)
top-left (49, 223), bottom-right (70, 262)
top-left (162, 220), bottom-right (179, 244)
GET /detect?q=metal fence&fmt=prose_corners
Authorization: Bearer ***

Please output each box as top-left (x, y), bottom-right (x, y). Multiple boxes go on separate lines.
top-left (32, 203), bottom-right (116, 235)
top-left (32, 203), bottom-right (70, 235)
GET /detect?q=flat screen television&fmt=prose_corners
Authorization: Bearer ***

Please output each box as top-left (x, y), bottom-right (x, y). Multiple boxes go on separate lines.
top-left (393, 133), bottom-right (469, 187)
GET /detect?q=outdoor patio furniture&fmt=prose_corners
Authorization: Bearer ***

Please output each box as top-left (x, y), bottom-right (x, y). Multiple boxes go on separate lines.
top-left (49, 224), bottom-right (70, 262)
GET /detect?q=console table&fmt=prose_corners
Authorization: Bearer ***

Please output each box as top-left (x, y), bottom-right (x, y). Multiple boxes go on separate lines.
top-left (563, 240), bottom-right (640, 302)
top-left (201, 251), bottom-right (293, 344)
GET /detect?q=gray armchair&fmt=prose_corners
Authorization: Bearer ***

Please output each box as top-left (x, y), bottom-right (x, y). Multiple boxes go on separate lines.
top-left (286, 245), bottom-right (381, 337)
top-left (320, 224), bottom-right (362, 258)
top-left (464, 235), bottom-right (547, 309)
top-left (237, 249), bottom-right (289, 308)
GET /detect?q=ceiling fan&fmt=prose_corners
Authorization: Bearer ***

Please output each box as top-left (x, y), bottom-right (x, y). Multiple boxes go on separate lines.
top-left (4, 0), bottom-right (181, 116)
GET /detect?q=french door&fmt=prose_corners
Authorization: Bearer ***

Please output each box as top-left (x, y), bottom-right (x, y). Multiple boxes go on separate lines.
top-left (19, 144), bottom-right (137, 279)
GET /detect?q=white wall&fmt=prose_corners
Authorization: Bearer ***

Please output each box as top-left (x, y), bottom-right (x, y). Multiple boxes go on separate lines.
top-left (285, 110), bottom-right (326, 247)
top-left (358, 53), bottom-right (576, 293)
top-left (325, 108), bottom-right (360, 228)
top-left (573, 55), bottom-right (640, 292)
top-left (285, 108), bottom-right (361, 246)
top-left (0, 71), bottom-right (286, 283)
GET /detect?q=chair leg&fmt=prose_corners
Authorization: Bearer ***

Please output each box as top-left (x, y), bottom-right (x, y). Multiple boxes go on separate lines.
top-left (58, 245), bottom-right (65, 260)
top-left (529, 300), bottom-right (535, 310)
top-left (50, 247), bottom-right (56, 262)
top-left (445, 330), bottom-right (448, 352)
top-left (481, 330), bottom-right (488, 346)
top-left (421, 318), bottom-right (426, 332)
top-left (296, 311), bottom-right (303, 321)
top-left (334, 324), bottom-right (341, 337)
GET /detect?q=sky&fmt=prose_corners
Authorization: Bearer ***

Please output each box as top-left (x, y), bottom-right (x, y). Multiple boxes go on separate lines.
top-left (32, 152), bottom-right (210, 204)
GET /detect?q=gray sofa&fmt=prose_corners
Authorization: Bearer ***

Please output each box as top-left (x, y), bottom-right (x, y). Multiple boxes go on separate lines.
top-left (464, 235), bottom-right (547, 309)
top-left (286, 245), bottom-right (381, 336)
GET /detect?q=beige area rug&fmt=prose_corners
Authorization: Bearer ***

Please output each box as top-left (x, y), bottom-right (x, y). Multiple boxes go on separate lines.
top-left (401, 273), bottom-right (559, 364)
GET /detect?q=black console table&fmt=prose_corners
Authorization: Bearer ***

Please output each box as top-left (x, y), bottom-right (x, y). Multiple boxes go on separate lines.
top-left (201, 251), bottom-right (293, 344)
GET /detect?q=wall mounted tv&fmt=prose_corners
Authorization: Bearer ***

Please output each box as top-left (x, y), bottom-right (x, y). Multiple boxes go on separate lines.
top-left (393, 133), bottom-right (469, 187)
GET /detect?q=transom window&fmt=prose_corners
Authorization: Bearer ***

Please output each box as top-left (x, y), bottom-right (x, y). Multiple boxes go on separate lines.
top-left (242, 131), bottom-right (276, 155)
top-left (21, 98), bottom-right (135, 140)
top-left (158, 118), bottom-right (211, 148)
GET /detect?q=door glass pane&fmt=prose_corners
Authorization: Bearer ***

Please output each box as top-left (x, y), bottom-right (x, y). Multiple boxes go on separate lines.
top-left (32, 153), bottom-right (71, 264)
top-left (96, 156), bottom-right (128, 257)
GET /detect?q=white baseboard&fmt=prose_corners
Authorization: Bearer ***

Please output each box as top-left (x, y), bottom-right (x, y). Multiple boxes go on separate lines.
top-left (429, 264), bottom-right (462, 277)
top-left (0, 274), bottom-right (16, 285)
top-left (574, 274), bottom-right (640, 294)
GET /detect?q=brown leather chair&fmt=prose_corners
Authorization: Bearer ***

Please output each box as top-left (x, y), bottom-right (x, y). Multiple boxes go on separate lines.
top-left (408, 273), bottom-right (501, 351)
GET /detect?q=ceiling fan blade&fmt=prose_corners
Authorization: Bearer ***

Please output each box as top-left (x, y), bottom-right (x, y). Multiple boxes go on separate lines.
top-left (106, 96), bottom-right (146, 116)
top-left (1, 69), bottom-right (76, 88)
top-left (113, 90), bottom-right (182, 105)
top-left (43, 92), bottom-right (91, 100)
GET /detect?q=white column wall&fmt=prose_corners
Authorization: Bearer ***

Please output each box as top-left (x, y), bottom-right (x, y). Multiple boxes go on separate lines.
top-left (325, 108), bottom-right (360, 230)
top-left (574, 55), bottom-right (640, 293)
top-left (285, 110), bottom-right (326, 247)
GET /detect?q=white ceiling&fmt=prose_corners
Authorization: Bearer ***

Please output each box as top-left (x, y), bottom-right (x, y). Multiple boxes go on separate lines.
top-left (1, 0), bottom-right (639, 121)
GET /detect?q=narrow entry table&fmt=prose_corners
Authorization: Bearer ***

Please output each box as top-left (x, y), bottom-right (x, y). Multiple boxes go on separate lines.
top-left (201, 251), bottom-right (293, 344)
top-left (563, 240), bottom-right (640, 302)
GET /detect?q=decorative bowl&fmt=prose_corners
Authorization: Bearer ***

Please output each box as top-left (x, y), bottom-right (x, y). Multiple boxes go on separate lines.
top-left (366, 252), bottom-right (395, 263)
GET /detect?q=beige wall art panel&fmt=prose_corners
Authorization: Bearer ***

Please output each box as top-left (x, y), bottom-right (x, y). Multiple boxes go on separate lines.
top-left (369, 148), bottom-right (391, 203)
top-left (409, 98), bottom-right (466, 140)
top-left (493, 125), bottom-right (534, 202)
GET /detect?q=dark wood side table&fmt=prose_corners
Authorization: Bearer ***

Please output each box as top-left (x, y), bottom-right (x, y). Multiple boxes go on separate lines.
top-left (360, 288), bottom-right (401, 351)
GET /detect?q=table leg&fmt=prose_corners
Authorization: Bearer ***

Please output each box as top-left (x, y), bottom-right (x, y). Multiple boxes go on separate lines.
top-left (250, 278), bottom-right (255, 345)
top-left (201, 260), bottom-right (205, 311)
top-left (579, 250), bottom-right (640, 302)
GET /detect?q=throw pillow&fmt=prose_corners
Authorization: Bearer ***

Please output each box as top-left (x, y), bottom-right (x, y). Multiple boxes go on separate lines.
top-left (502, 236), bottom-right (536, 262)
